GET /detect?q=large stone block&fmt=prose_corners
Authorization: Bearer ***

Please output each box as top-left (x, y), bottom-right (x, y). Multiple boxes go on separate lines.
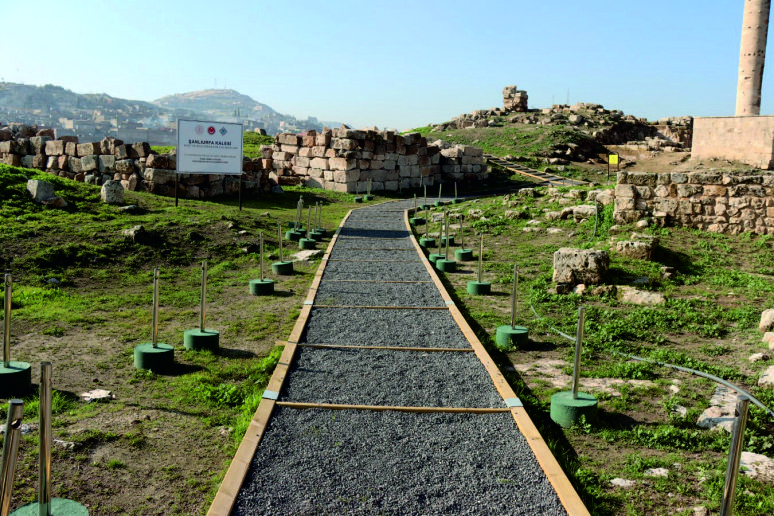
top-left (552, 248), bottom-right (609, 285)
top-left (45, 140), bottom-right (65, 156)
top-left (329, 157), bottom-right (357, 170)
top-left (278, 133), bottom-right (300, 146)
top-left (27, 179), bottom-right (55, 201)
top-left (77, 142), bottom-right (101, 156)
top-left (333, 170), bottom-right (360, 183)
top-left (143, 168), bottom-right (175, 185)
top-left (80, 155), bottom-right (99, 172)
top-left (132, 142), bottom-right (151, 158)
top-left (29, 136), bottom-right (51, 154)
top-left (310, 157), bottom-right (329, 170)
top-left (332, 138), bottom-right (358, 151)
top-left (101, 180), bottom-right (125, 204)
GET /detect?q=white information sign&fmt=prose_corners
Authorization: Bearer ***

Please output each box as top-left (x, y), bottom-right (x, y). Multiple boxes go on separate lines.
top-left (176, 119), bottom-right (243, 175)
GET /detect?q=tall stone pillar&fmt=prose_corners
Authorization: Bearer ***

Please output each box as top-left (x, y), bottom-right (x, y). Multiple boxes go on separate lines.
top-left (736, 0), bottom-right (771, 116)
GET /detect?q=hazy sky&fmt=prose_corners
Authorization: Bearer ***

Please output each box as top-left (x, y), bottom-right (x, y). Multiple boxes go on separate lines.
top-left (1, 0), bottom-right (767, 130)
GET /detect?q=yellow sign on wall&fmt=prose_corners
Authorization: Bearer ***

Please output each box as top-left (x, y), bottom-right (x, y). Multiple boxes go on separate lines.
top-left (608, 154), bottom-right (619, 165)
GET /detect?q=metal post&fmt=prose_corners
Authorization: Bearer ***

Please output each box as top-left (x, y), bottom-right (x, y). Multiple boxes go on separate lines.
top-left (444, 215), bottom-right (450, 260)
top-left (454, 182), bottom-right (458, 199)
top-left (1, 399), bottom-right (24, 516)
top-left (438, 183), bottom-right (442, 203)
top-left (720, 395), bottom-right (751, 516)
top-left (306, 207), bottom-right (311, 239)
top-left (151, 268), bottom-right (160, 348)
top-left (423, 184), bottom-right (427, 207)
top-left (259, 232), bottom-right (264, 282)
top-left (277, 222), bottom-right (283, 262)
top-left (459, 215), bottom-right (464, 249)
top-left (413, 194), bottom-right (417, 213)
top-left (199, 261), bottom-right (207, 332)
top-left (3, 274), bottom-right (10, 368)
top-left (315, 202), bottom-right (320, 230)
top-left (509, 264), bottom-right (519, 328)
top-left (437, 212), bottom-right (443, 256)
top-left (478, 235), bottom-right (484, 283)
top-left (571, 306), bottom-right (586, 399)
top-left (238, 174), bottom-right (243, 212)
top-left (39, 363), bottom-right (52, 516)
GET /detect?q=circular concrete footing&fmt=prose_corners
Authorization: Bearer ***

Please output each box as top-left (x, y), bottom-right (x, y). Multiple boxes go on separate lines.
top-left (550, 391), bottom-right (599, 428)
top-left (310, 229), bottom-right (325, 241)
top-left (410, 217), bottom-right (425, 226)
top-left (455, 248), bottom-right (474, 261)
top-left (436, 259), bottom-right (457, 272)
top-left (12, 498), bottom-right (89, 516)
top-left (364, 194), bottom-right (374, 201)
top-left (467, 281), bottom-right (491, 295)
top-left (299, 238), bottom-right (317, 250)
top-left (134, 343), bottom-right (174, 372)
top-left (495, 325), bottom-right (529, 350)
top-left (271, 261), bottom-right (294, 275)
top-left (249, 278), bottom-right (275, 296)
top-left (434, 201), bottom-right (445, 207)
top-left (418, 204), bottom-right (430, 211)
top-left (428, 253), bottom-right (444, 264)
top-left (184, 329), bottom-right (220, 352)
top-left (0, 361), bottom-right (32, 397)
top-left (452, 198), bottom-right (463, 204)
top-left (419, 237), bottom-right (436, 249)
top-left (441, 236), bottom-right (455, 247)
top-left (353, 196), bottom-right (363, 203)
top-left (284, 230), bottom-right (303, 242)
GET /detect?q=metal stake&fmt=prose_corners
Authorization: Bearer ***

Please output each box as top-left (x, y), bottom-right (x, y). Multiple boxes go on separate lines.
top-left (151, 268), bottom-right (160, 348)
top-left (1, 399), bottom-right (24, 516)
top-left (459, 215), bottom-right (465, 249)
top-left (454, 182), bottom-right (458, 199)
top-left (306, 207), bottom-right (312, 239)
top-left (423, 184), bottom-right (427, 207)
top-left (720, 395), bottom-right (751, 516)
top-left (315, 202), bottom-right (320, 230)
top-left (424, 205), bottom-right (428, 238)
top-left (444, 215), bottom-right (450, 260)
top-left (437, 212), bottom-right (443, 256)
top-left (199, 261), bottom-right (207, 332)
top-left (438, 183), bottom-right (442, 203)
top-left (259, 232), bottom-right (264, 282)
top-left (571, 307), bottom-right (586, 399)
top-left (3, 274), bottom-right (10, 368)
top-left (509, 264), bottom-right (519, 329)
top-left (277, 222), bottom-right (284, 262)
top-left (478, 235), bottom-right (484, 283)
top-left (39, 362), bottom-right (52, 516)
top-left (413, 194), bottom-right (417, 214)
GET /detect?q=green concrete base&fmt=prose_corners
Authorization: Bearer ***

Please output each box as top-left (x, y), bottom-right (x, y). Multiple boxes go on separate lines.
top-left (314, 227), bottom-right (327, 238)
top-left (184, 329), bottom-right (220, 352)
top-left (467, 281), bottom-right (491, 295)
top-left (310, 229), bottom-right (325, 241)
top-left (428, 253), bottom-right (444, 264)
top-left (419, 237), bottom-right (436, 248)
top-left (436, 259), bottom-right (457, 272)
top-left (299, 238), bottom-right (317, 250)
top-left (0, 361), bottom-right (32, 397)
top-left (410, 217), bottom-right (425, 226)
top-left (284, 230), bottom-right (303, 242)
top-left (11, 498), bottom-right (89, 516)
top-left (495, 325), bottom-right (529, 350)
top-left (418, 204), bottom-right (430, 211)
top-left (441, 236), bottom-right (455, 246)
top-left (134, 343), bottom-right (174, 372)
top-left (434, 201), bottom-right (446, 207)
top-left (364, 194), bottom-right (374, 201)
top-left (455, 248), bottom-right (474, 261)
top-left (249, 278), bottom-right (275, 296)
top-left (353, 196), bottom-right (363, 203)
top-left (271, 261), bottom-right (294, 275)
top-left (452, 198), bottom-right (463, 204)
top-left (550, 391), bottom-right (599, 428)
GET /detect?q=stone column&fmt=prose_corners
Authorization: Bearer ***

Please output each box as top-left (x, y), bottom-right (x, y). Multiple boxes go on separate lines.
top-left (736, 0), bottom-right (771, 116)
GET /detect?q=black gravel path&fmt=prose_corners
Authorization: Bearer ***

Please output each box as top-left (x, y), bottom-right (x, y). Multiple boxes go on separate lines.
top-left (232, 200), bottom-right (570, 515)
top-left (232, 409), bottom-right (566, 515)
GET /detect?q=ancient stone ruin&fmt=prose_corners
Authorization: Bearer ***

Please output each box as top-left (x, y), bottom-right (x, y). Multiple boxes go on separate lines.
top-left (502, 85), bottom-right (528, 112)
top-left (263, 128), bottom-right (487, 192)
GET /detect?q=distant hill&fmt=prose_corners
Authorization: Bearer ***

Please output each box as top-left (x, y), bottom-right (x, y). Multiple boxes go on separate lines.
top-left (0, 82), bottom-right (343, 143)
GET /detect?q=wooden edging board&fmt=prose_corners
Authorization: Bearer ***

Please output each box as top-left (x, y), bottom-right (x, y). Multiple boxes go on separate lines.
top-left (207, 209), bottom-right (352, 516)
top-left (403, 207), bottom-right (590, 516)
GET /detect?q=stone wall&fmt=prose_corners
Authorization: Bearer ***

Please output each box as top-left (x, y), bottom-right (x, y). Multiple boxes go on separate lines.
top-left (614, 170), bottom-right (774, 235)
top-left (502, 85), bottom-right (528, 112)
top-left (263, 128), bottom-right (487, 193)
top-left (692, 116), bottom-right (774, 169)
top-left (0, 127), bottom-right (271, 198)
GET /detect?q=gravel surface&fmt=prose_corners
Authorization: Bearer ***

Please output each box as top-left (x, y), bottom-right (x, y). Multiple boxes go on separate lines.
top-left (334, 237), bottom-right (415, 249)
top-left (232, 408), bottom-right (567, 516)
top-left (321, 260), bottom-right (431, 281)
top-left (300, 307), bottom-right (470, 348)
top-left (280, 347), bottom-right (504, 407)
top-left (328, 247), bottom-right (422, 261)
top-left (315, 280), bottom-right (444, 307)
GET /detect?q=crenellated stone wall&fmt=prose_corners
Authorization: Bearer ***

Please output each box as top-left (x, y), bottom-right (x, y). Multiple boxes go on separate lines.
top-left (614, 170), bottom-right (774, 235)
top-left (263, 128), bottom-right (487, 193)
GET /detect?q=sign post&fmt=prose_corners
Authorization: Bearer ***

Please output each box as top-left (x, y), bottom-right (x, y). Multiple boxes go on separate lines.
top-left (176, 120), bottom-right (244, 206)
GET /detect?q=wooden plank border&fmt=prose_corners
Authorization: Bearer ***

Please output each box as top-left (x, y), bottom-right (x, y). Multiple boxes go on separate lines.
top-left (207, 209), bottom-right (354, 516)
top-left (403, 206), bottom-right (590, 516)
